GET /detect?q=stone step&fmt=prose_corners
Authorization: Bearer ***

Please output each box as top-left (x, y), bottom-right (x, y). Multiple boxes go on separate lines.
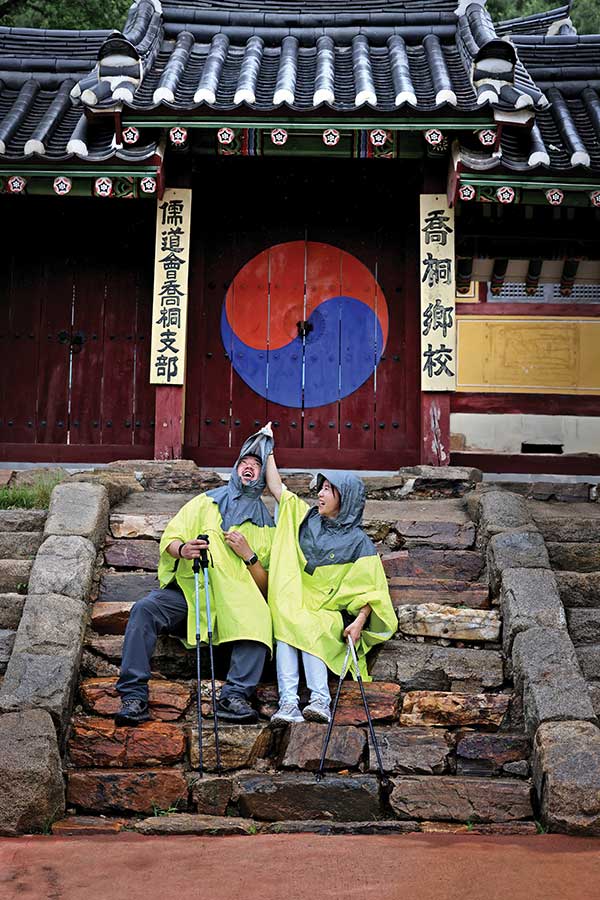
top-left (0, 532), bottom-right (44, 560)
top-left (490, 482), bottom-right (591, 503)
top-left (0, 559), bottom-right (32, 593)
top-left (567, 609), bottom-right (600, 645)
top-left (80, 677), bottom-right (195, 720)
top-left (68, 716), bottom-right (186, 768)
top-left (455, 733), bottom-right (531, 777)
top-left (0, 628), bottom-right (16, 674)
top-left (389, 775), bottom-right (533, 823)
top-left (110, 513), bottom-right (171, 541)
top-left (0, 593), bottom-right (25, 630)
top-left (382, 549), bottom-right (484, 581)
top-left (556, 571), bottom-right (600, 608)
top-left (530, 501), bottom-right (600, 543)
top-left (368, 726), bottom-right (453, 775)
top-left (104, 539), bottom-right (159, 571)
top-left (370, 641), bottom-right (504, 691)
top-left (52, 812), bottom-right (538, 837)
top-left (99, 571), bottom-right (159, 603)
top-left (133, 814), bottom-right (258, 836)
top-left (187, 724), bottom-right (274, 772)
top-left (234, 773), bottom-right (382, 822)
top-left (0, 509), bottom-right (47, 532)
top-left (92, 595), bottom-right (497, 639)
top-left (399, 691), bottom-right (510, 729)
top-left (255, 681), bottom-right (401, 726)
top-left (51, 815), bottom-right (127, 835)
top-left (388, 578), bottom-right (490, 609)
top-left (574, 644), bottom-right (600, 680)
top-left (83, 632), bottom-right (196, 679)
top-left (396, 604), bottom-right (500, 642)
top-left (78, 676), bottom-right (402, 727)
top-left (277, 722), bottom-right (366, 771)
top-left (547, 542), bottom-right (600, 573)
top-left (67, 767), bottom-right (189, 815)
top-left (91, 601), bottom-right (133, 634)
top-left (363, 499), bottom-right (475, 549)
top-left (66, 765), bottom-right (533, 823)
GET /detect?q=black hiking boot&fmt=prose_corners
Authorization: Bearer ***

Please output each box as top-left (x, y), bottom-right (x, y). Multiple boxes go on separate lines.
top-left (114, 697), bottom-right (151, 727)
top-left (216, 695), bottom-right (259, 723)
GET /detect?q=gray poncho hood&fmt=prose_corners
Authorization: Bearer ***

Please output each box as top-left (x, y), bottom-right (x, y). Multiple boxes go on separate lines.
top-left (206, 429), bottom-right (275, 531)
top-left (299, 470), bottom-right (376, 575)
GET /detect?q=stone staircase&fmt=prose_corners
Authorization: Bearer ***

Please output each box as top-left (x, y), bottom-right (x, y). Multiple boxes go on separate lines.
top-left (58, 478), bottom-right (536, 836)
top-left (531, 500), bottom-right (600, 720)
top-left (0, 509), bottom-right (45, 679)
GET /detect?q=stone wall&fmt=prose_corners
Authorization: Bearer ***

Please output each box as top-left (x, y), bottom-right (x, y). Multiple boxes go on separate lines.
top-left (472, 489), bottom-right (600, 835)
top-left (0, 477), bottom-right (132, 834)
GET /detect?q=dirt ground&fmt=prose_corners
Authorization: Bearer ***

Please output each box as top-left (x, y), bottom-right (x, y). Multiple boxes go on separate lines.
top-left (1, 833), bottom-right (600, 900)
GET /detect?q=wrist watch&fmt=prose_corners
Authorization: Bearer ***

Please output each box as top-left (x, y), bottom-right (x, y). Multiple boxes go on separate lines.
top-left (244, 552), bottom-right (259, 567)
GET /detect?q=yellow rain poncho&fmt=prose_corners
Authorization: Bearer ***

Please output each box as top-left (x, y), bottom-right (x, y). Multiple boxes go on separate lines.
top-left (268, 471), bottom-right (397, 680)
top-left (158, 432), bottom-right (275, 652)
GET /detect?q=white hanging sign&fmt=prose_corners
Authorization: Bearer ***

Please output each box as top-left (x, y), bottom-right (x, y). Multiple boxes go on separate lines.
top-left (150, 188), bottom-right (192, 385)
top-left (419, 194), bottom-right (456, 391)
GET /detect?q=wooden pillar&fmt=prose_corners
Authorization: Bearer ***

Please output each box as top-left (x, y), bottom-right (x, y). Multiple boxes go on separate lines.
top-left (421, 392), bottom-right (450, 466)
top-left (154, 385), bottom-right (184, 460)
top-left (149, 188), bottom-right (192, 460)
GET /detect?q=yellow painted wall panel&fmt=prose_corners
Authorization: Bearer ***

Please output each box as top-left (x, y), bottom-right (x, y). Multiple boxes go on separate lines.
top-left (456, 317), bottom-right (600, 395)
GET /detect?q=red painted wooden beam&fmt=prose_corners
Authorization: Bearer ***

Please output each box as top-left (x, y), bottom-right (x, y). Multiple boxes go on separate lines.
top-left (456, 303), bottom-right (600, 317)
top-left (451, 393), bottom-right (600, 416)
top-left (420, 393), bottom-right (451, 466)
top-left (154, 386), bottom-right (184, 460)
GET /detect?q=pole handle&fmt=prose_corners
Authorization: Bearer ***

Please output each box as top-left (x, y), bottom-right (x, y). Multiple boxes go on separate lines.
top-left (192, 533), bottom-right (210, 573)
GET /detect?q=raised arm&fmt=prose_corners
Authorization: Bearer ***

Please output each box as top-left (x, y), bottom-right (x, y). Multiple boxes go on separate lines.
top-left (265, 449), bottom-right (284, 503)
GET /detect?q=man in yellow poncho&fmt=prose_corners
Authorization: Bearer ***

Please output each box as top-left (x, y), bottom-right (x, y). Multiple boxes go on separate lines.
top-left (114, 430), bottom-right (275, 726)
top-left (265, 435), bottom-right (397, 726)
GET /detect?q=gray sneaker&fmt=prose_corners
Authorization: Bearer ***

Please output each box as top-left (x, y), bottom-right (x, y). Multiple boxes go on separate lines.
top-left (303, 700), bottom-right (331, 724)
top-left (271, 701), bottom-right (305, 726)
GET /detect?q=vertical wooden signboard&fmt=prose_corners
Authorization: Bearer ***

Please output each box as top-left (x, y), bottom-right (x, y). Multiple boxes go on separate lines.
top-left (419, 195), bottom-right (456, 391)
top-left (150, 189), bottom-right (192, 385)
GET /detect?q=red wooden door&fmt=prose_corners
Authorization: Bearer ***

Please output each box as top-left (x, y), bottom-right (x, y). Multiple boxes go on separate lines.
top-left (186, 230), bottom-right (419, 469)
top-left (0, 199), bottom-right (155, 462)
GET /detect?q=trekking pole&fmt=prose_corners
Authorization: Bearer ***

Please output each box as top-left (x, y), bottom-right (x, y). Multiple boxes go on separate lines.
top-left (316, 641), bottom-right (351, 782)
top-left (198, 533), bottom-right (222, 775)
top-left (192, 545), bottom-right (204, 776)
top-left (346, 634), bottom-right (389, 786)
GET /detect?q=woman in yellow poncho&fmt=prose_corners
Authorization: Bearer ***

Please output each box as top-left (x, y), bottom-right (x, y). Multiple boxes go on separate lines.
top-left (265, 438), bottom-right (397, 726)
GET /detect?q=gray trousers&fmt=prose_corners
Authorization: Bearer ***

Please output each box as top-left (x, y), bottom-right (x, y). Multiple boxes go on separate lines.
top-left (116, 584), bottom-right (267, 703)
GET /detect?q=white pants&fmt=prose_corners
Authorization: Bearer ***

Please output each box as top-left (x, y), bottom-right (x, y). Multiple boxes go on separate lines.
top-left (276, 641), bottom-right (331, 706)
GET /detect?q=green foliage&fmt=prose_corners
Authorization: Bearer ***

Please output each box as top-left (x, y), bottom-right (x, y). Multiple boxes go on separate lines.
top-left (0, 474), bottom-right (65, 510)
top-left (486, 1), bottom-right (599, 34)
top-left (0, 0), bottom-right (131, 30)
top-left (151, 801), bottom-right (181, 817)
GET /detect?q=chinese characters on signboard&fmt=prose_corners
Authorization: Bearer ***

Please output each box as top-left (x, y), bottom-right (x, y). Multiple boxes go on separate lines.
top-left (150, 189), bottom-right (192, 385)
top-left (420, 195), bottom-right (456, 391)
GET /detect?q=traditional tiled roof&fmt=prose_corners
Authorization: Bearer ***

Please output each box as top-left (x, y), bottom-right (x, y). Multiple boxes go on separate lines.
top-left (0, 0), bottom-right (599, 180)
top-left (73, 0), bottom-right (536, 115)
top-left (0, 22), bottom-right (158, 162)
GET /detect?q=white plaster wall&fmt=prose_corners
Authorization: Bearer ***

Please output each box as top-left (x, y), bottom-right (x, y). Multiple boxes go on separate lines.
top-left (451, 413), bottom-right (600, 454)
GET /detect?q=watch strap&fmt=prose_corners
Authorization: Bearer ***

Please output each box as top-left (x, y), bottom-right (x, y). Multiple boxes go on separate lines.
top-left (244, 552), bottom-right (259, 567)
